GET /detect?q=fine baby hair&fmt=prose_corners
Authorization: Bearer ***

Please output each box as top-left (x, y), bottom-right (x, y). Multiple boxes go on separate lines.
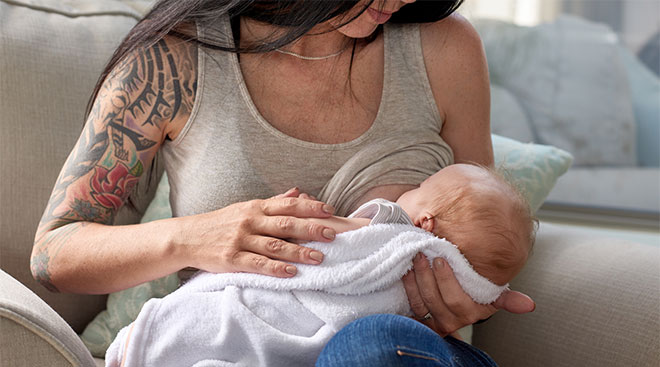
top-left (418, 164), bottom-right (537, 286)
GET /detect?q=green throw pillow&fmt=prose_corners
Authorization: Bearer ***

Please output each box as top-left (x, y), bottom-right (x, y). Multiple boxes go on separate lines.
top-left (79, 135), bottom-right (573, 357)
top-left (492, 134), bottom-right (574, 211)
top-left (80, 172), bottom-right (178, 358)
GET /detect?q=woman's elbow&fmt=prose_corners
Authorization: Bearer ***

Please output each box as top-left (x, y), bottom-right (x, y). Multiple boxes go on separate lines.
top-left (30, 225), bottom-right (70, 293)
top-left (29, 242), bottom-right (61, 293)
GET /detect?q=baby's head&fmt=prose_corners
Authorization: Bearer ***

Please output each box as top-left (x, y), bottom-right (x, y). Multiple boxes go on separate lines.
top-left (396, 164), bottom-right (536, 286)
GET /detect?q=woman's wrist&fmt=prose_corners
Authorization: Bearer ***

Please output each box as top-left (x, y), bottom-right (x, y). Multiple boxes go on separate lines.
top-left (154, 216), bottom-right (196, 271)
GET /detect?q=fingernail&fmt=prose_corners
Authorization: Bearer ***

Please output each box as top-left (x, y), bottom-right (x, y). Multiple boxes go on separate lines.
top-left (322, 204), bottom-right (335, 215)
top-left (285, 265), bottom-right (297, 275)
top-left (310, 251), bottom-right (324, 262)
top-left (434, 258), bottom-right (444, 268)
top-left (286, 187), bottom-right (298, 194)
top-left (415, 253), bottom-right (422, 262)
top-left (322, 228), bottom-right (336, 240)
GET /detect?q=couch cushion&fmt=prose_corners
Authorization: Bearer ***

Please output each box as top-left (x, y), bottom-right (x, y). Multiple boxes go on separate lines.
top-left (0, 0), bottom-right (159, 332)
top-left (618, 44), bottom-right (660, 167)
top-left (473, 223), bottom-right (660, 366)
top-left (475, 16), bottom-right (637, 166)
top-left (546, 168), bottom-right (660, 213)
top-left (490, 85), bottom-right (535, 144)
top-left (0, 269), bottom-right (96, 366)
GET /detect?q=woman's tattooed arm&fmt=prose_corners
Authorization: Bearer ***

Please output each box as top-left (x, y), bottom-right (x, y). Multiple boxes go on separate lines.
top-left (32, 35), bottom-right (197, 292)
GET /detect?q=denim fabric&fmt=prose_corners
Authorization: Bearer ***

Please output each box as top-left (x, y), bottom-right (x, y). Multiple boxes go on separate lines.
top-left (316, 314), bottom-right (497, 367)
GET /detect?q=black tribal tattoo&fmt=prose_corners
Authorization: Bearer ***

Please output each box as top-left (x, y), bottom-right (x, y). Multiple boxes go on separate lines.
top-left (33, 35), bottom-right (197, 292)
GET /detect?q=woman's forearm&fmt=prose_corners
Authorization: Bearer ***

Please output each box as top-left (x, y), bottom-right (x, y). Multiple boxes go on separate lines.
top-left (33, 196), bottom-right (341, 294)
top-left (32, 217), bottom-right (188, 294)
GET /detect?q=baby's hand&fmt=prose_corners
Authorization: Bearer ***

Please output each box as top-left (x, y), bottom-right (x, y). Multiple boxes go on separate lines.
top-left (276, 187), bottom-right (318, 201)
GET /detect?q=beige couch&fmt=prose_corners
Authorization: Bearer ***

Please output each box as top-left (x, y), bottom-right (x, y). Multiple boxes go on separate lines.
top-left (1, 1), bottom-right (658, 366)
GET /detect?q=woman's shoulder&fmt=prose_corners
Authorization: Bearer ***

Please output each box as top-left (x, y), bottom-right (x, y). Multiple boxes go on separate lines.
top-left (418, 13), bottom-right (489, 120)
top-left (105, 29), bottom-right (199, 142)
top-left (419, 13), bottom-right (485, 62)
top-left (158, 29), bottom-right (200, 141)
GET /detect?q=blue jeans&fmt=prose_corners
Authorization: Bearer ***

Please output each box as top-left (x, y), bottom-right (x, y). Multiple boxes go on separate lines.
top-left (316, 314), bottom-right (497, 366)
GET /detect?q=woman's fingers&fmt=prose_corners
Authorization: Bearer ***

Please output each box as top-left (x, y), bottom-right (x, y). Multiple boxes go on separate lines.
top-left (231, 252), bottom-right (297, 278)
top-left (431, 258), bottom-right (496, 325)
top-left (260, 215), bottom-right (336, 243)
top-left (411, 253), bottom-right (455, 334)
top-left (274, 187), bottom-right (301, 199)
top-left (260, 196), bottom-right (335, 218)
top-left (493, 290), bottom-right (536, 314)
top-left (402, 271), bottom-right (428, 317)
top-left (189, 195), bottom-right (337, 276)
top-left (402, 270), bottom-right (441, 333)
top-left (245, 235), bottom-right (324, 265)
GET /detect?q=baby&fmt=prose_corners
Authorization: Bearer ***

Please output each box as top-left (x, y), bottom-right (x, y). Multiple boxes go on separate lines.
top-left (308, 163), bottom-right (536, 287)
top-left (108, 163), bottom-right (536, 367)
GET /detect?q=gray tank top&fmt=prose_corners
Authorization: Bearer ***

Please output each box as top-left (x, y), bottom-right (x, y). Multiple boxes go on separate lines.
top-left (162, 16), bottom-right (453, 217)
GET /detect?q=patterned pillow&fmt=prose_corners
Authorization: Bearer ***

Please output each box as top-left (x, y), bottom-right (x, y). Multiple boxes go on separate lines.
top-left (492, 134), bottom-right (573, 211)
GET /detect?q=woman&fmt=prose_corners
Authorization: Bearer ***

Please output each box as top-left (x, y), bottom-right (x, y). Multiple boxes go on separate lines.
top-left (33, 0), bottom-right (534, 364)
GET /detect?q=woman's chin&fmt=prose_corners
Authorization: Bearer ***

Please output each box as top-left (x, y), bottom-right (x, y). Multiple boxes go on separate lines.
top-left (336, 21), bottom-right (380, 39)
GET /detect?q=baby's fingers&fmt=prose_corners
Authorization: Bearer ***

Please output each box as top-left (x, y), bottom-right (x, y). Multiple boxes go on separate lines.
top-left (260, 197), bottom-right (334, 218)
top-left (260, 215), bottom-right (336, 243)
top-left (298, 193), bottom-right (318, 201)
top-left (274, 187), bottom-right (300, 199)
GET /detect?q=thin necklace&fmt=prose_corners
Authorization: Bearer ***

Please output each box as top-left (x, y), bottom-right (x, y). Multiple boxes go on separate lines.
top-left (274, 43), bottom-right (350, 61)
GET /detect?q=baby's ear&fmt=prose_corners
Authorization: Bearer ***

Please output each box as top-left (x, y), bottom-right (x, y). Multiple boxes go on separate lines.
top-left (420, 215), bottom-right (435, 232)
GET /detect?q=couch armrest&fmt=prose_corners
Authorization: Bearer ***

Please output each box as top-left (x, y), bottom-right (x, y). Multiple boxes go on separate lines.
top-left (0, 270), bottom-right (96, 367)
top-left (472, 223), bottom-right (660, 367)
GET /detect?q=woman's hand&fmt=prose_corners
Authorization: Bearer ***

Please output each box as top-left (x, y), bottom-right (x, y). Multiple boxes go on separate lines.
top-left (178, 188), bottom-right (336, 278)
top-left (402, 253), bottom-right (535, 336)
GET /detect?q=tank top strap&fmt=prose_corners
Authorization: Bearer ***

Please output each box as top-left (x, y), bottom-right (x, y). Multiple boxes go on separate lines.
top-left (383, 22), bottom-right (443, 132)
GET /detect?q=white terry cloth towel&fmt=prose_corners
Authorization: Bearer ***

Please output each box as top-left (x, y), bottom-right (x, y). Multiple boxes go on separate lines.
top-left (106, 207), bottom-right (508, 367)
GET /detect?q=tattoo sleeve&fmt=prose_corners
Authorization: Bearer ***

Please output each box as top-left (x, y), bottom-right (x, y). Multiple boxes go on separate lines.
top-left (32, 36), bottom-right (198, 291)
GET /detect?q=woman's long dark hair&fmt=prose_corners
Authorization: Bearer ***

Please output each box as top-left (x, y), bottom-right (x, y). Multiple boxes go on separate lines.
top-left (86, 0), bottom-right (463, 118)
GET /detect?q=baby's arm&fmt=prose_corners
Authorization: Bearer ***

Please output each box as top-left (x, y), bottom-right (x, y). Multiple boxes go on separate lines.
top-left (296, 184), bottom-right (414, 238)
top-left (347, 184), bottom-right (417, 213)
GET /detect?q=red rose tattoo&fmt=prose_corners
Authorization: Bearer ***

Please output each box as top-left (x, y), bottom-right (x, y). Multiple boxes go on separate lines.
top-left (90, 162), bottom-right (141, 210)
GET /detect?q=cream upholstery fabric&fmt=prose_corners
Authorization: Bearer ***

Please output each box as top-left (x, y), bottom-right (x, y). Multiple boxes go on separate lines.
top-left (1, 1), bottom-right (658, 366)
top-left (473, 223), bottom-right (660, 366)
top-left (0, 270), bottom-right (96, 366)
top-left (547, 168), bottom-right (660, 212)
top-left (2, 319), bottom-right (74, 367)
top-left (475, 16), bottom-right (638, 166)
top-left (0, 0), bottom-right (161, 332)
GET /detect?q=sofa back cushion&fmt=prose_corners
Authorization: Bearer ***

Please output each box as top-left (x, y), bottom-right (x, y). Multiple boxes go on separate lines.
top-left (475, 16), bottom-right (638, 167)
top-left (0, 0), bottom-right (160, 333)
